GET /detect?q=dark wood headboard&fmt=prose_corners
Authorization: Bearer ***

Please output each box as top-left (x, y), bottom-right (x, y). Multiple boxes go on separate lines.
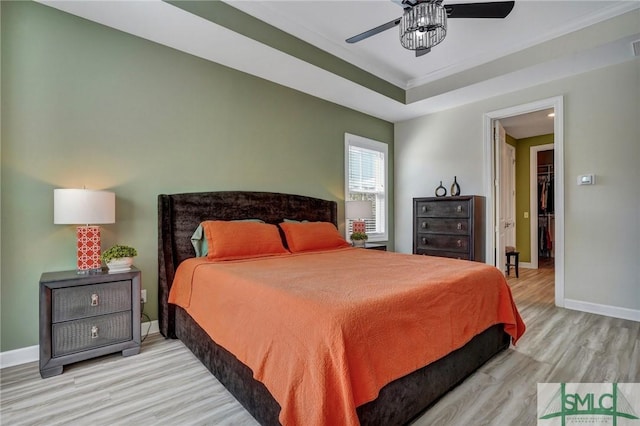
top-left (157, 191), bottom-right (338, 337)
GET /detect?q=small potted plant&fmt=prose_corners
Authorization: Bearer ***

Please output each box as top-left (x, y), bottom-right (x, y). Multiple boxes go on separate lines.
top-left (101, 244), bottom-right (138, 273)
top-left (350, 231), bottom-right (368, 248)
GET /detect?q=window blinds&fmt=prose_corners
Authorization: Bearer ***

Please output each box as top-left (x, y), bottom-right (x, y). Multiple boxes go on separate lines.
top-left (347, 145), bottom-right (385, 235)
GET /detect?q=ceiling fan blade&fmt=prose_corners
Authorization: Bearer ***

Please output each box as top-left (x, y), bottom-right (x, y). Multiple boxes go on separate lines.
top-left (346, 17), bottom-right (402, 43)
top-left (415, 47), bottom-right (431, 57)
top-left (445, 1), bottom-right (515, 19)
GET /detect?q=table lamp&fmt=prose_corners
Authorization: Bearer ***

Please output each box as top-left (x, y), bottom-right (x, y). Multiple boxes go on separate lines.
top-left (345, 200), bottom-right (372, 235)
top-left (54, 189), bottom-right (115, 274)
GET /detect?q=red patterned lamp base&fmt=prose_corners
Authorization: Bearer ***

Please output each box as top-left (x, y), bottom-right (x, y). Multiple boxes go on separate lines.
top-left (76, 226), bottom-right (102, 273)
top-left (352, 220), bottom-right (366, 234)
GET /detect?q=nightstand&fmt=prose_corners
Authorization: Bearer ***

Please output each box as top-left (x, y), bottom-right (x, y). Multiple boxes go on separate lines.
top-left (39, 267), bottom-right (141, 378)
top-left (365, 243), bottom-right (387, 251)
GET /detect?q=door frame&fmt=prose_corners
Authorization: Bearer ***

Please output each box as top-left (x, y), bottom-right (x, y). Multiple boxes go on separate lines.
top-left (494, 119), bottom-right (508, 277)
top-left (483, 96), bottom-right (565, 307)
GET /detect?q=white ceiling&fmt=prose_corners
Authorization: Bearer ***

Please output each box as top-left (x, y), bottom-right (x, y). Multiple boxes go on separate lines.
top-left (229, 0), bottom-right (638, 89)
top-left (39, 0), bottom-right (640, 125)
top-left (500, 108), bottom-right (554, 139)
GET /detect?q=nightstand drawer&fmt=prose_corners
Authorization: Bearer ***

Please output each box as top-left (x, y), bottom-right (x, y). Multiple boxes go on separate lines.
top-left (415, 200), bottom-right (470, 218)
top-left (416, 218), bottom-right (470, 235)
top-left (52, 311), bottom-right (132, 357)
top-left (416, 234), bottom-right (470, 252)
top-left (52, 280), bottom-right (132, 322)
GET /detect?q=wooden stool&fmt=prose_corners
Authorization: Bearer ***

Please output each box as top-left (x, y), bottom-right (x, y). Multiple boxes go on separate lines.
top-left (506, 249), bottom-right (519, 278)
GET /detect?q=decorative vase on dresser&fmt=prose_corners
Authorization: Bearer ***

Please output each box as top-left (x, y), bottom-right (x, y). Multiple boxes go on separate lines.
top-left (413, 196), bottom-right (485, 262)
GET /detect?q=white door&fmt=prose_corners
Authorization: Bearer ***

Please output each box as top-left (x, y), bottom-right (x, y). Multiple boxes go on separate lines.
top-left (503, 143), bottom-right (516, 249)
top-left (494, 120), bottom-right (507, 274)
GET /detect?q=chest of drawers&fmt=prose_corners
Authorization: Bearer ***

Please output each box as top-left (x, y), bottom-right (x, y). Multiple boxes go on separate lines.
top-left (413, 196), bottom-right (485, 261)
top-left (39, 268), bottom-right (141, 378)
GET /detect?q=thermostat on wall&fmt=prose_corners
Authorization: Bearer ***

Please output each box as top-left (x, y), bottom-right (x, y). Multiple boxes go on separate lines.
top-left (577, 174), bottom-right (595, 185)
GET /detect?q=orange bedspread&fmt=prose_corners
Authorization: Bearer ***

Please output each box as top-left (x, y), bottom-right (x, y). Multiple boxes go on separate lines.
top-left (169, 248), bottom-right (525, 426)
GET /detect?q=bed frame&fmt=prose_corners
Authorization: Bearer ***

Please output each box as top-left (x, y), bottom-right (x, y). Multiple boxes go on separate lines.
top-left (158, 190), bottom-right (509, 425)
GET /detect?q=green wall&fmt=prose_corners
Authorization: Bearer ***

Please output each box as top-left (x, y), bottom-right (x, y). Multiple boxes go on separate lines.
top-left (167, 1), bottom-right (405, 103)
top-left (0, 2), bottom-right (394, 352)
top-left (514, 134), bottom-right (554, 262)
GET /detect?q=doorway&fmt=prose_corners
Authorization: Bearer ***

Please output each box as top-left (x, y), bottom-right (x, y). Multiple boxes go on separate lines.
top-left (530, 144), bottom-right (555, 270)
top-left (483, 96), bottom-right (565, 308)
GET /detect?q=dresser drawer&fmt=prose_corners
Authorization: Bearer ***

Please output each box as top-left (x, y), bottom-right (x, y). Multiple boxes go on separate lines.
top-left (416, 249), bottom-right (471, 260)
top-left (52, 281), bottom-right (131, 323)
top-left (416, 218), bottom-right (470, 235)
top-left (415, 200), bottom-right (471, 218)
top-left (416, 234), bottom-right (470, 253)
top-left (52, 311), bottom-right (132, 357)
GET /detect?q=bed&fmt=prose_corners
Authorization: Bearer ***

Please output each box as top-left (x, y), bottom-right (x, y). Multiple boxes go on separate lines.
top-left (158, 190), bottom-right (524, 426)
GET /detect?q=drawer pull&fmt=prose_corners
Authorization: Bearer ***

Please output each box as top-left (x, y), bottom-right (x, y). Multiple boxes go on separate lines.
top-left (421, 222), bottom-right (427, 229)
top-left (421, 205), bottom-right (427, 213)
top-left (457, 240), bottom-right (462, 247)
top-left (90, 294), bottom-right (99, 307)
top-left (456, 205), bottom-right (462, 213)
top-left (91, 326), bottom-right (99, 339)
top-left (421, 237), bottom-right (427, 245)
top-left (457, 223), bottom-right (462, 230)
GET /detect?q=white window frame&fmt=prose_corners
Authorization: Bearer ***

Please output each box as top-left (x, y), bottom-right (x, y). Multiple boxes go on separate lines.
top-left (344, 133), bottom-right (388, 242)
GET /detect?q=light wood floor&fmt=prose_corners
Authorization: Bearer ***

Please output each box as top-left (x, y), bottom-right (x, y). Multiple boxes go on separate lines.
top-left (2, 265), bottom-right (638, 426)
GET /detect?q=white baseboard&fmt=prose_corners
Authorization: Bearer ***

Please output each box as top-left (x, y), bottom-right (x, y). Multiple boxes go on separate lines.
top-left (0, 320), bottom-right (159, 370)
top-left (564, 299), bottom-right (640, 322)
top-left (141, 319), bottom-right (160, 336)
top-left (0, 345), bottom-right (40, 370)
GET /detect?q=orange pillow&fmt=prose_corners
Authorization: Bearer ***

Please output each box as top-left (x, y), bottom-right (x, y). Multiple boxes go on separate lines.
top-left (201, 220), bottom-right (289, 261)
top-left (279, 221), bottom-right (351, 253)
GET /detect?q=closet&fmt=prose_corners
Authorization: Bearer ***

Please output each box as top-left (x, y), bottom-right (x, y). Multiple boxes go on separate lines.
top-left (537, 150), bottom-right (554, 261)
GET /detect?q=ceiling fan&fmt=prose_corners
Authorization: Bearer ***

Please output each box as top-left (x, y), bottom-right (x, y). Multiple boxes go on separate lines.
top-left (346, 0), bottom-right (515, 57)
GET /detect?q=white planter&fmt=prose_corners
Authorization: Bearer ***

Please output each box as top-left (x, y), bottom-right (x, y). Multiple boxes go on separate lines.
top-left (352, 240), bottom-right (366, 248)
top-left (106, 257), bottom-right (133, 273)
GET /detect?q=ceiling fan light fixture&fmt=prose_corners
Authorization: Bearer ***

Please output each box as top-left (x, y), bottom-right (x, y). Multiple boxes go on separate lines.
top-left (399, 2), bottom-right (447, 51)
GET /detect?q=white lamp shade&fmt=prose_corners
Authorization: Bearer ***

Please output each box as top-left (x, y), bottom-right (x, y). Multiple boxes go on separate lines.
top-left (54, 189), bottom-right (115, 225)
top-left (345, 200), bottom-right (372, 219)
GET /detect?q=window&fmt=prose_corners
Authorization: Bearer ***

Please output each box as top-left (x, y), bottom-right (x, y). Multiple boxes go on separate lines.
top-left (344, 133), bottom-right (388, 241)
